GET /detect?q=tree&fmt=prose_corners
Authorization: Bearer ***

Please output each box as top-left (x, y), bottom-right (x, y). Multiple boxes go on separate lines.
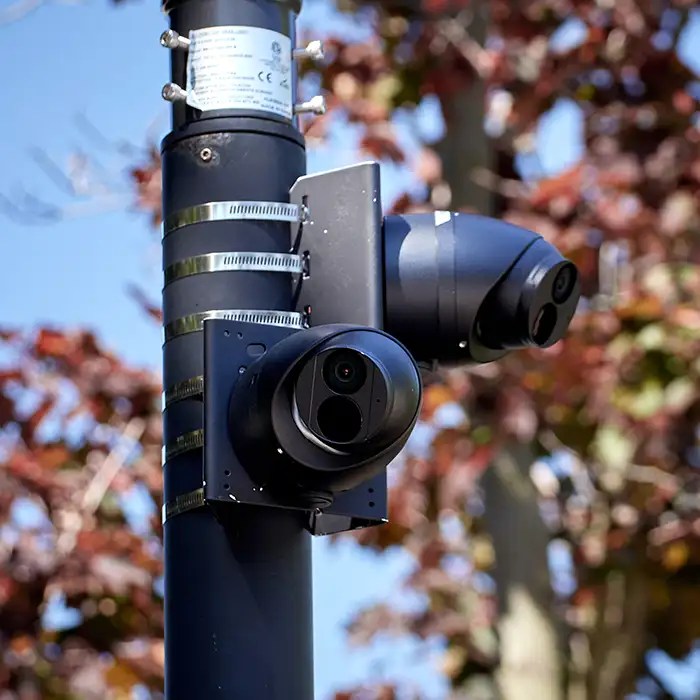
top-left (3, 0), bottom-right (700, 698)
top-left (0, 326), bottom-right (165, 697)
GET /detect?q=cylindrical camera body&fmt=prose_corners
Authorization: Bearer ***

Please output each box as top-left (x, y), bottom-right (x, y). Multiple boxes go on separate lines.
top-left (383, 211), bottom-right (581, 366)
top-left (229, 325), bottom-right (422, 497)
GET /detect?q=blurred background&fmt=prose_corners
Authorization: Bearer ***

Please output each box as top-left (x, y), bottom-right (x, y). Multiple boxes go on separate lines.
top-left (1, 0), bottom-right (700, 698)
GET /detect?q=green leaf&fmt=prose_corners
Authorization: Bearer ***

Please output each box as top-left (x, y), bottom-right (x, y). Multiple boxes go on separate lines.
top-left (606, 333), bottom-right (634, 361)
top-left (593, 425), bottom-right (636, 475)
top-left (471, 425), bottom-right (492, 445)
top-left (665, 376), bottom-right (696, 412)
top-left (614, 379), bottom-right (666, 419)
top-left (635, 323), bottom-right (667, 351)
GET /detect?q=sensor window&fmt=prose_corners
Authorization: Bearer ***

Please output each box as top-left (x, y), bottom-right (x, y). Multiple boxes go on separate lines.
top-left (316, 396), bottom-right (363, 443)
top-left (552, 264), bottom-right (577, 304)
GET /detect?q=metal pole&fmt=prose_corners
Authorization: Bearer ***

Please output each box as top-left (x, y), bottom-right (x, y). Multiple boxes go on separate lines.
top-left (159, 1), bottom-right (314, 697)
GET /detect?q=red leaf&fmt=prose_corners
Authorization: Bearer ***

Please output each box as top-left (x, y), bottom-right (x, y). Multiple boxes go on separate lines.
top-left (0, 393), bottom-right (14, 428)
top-left (359, 128), bottom-right (405, 163)
top-left (34, 329), bottom-right (71, 359)
top-left (20, 397), bottom-right (54, 446)
top-left (0, 369), bottom-right (23, 384)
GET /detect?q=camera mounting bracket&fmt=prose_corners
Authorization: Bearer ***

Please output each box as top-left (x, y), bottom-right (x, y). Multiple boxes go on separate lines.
top-left (202, 317), bottom-right (388, 536)
top-left (289, 161), bottom-right (384, 330)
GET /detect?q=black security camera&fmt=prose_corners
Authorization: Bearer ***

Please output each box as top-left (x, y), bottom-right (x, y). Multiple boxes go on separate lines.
top-left (228, 324), bottom-right (422, 500)
top-left (383, 212), bottom-right (581, 366)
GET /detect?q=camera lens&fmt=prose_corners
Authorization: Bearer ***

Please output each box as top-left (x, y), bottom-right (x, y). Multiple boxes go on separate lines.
top-left (532, 303), bottom-right (558, 346)
top-left (316, 396), bottom-right (363, 443)
top-left (323, 350), bottom-right (367, 395)
top-left (552, 264), bottom-right (577, 304)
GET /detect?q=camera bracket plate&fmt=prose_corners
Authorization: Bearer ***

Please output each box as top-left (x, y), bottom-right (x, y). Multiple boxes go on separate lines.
top-left (289, 161), bottom-right (384, 330)
top-left (203, 317), bottom-right (388, 536)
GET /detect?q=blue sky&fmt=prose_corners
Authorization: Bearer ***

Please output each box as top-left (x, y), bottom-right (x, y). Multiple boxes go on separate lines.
top-left (1, 1), bottom-right (699, 698)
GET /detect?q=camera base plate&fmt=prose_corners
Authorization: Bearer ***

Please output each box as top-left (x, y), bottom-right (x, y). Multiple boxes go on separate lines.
top-left (203, 317), bottom-right (388, 536)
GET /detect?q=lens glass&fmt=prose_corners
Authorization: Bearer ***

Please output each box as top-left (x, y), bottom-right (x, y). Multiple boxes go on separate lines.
top-left (532, 303), bottom-right (558, 346)
top-left (316, 396), bottom-right (363, 443)
top-left (323, 350), bottom-right (367, 395)
top-left (552, 264), bottom-right (576, 304)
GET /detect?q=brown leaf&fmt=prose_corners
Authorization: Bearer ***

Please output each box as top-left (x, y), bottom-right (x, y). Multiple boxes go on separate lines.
top-left (20, 397), bottom-right (54, 446)
top-left (0, 393), bottom-right (14, 428)
top-left (359, 127), bottom-right (405, 163)
top-left (34, 328), bottom-right (71, 359)
top-left (33, 443), bottom-right (70, 470)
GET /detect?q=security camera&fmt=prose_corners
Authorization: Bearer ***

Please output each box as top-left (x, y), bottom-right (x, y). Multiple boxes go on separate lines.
top-left (291, 163), bottom-right (582, 371)
top-left (228, 324), bottom-right (422, 500)
top-left (383, 211), bottom-right (581, 366)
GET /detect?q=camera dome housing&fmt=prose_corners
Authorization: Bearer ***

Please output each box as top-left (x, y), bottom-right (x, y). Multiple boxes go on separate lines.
top-left (228, 324), bottom-right (422, 499)
top-left (383, 211), bottom-right (581, 367)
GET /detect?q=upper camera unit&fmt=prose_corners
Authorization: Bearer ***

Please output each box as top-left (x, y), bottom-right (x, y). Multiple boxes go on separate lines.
top-left (383, 211), bottom-right (581, 366)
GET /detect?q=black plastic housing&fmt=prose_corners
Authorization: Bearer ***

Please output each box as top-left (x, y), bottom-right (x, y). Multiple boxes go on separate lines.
top-left (288, 163), bottom-right (581, 370)
top-left (383, 211), bottom-right (581, 366)
top-left (203, 318), bottom-right (415, 535)
top-left (228, 323), bottom-right (421, 497)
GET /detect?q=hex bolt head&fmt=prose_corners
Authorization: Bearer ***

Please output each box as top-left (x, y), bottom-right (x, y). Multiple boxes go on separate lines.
top-left (293, 40), bottom-right (325, 61)
top-left (162, 82), bottom-right (188, 103)
top-left (293, 95), bottom-right (327, 116)
top-left (161, 29), bottom-right (190, 50)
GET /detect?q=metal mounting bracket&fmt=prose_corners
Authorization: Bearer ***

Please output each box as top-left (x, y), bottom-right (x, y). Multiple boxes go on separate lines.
top-left (201, 317), bottom-right (388, 535)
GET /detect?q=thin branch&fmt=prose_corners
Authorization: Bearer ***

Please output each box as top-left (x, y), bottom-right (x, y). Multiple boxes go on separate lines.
top-left (1, 112), bottom-right (158, 226)
top-left (0, 0), bottom-right (86, 25)
top-left (0, 0), bottom-right (47, 24)
top-left (29, 147), bottom-right (79, 196)
top-left (55, 417), bottom-right (145, 558)
top-left (74, 112), bottom-right (147, 159)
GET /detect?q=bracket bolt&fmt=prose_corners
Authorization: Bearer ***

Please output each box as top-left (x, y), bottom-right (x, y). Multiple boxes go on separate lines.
top-left (293, 95), bottom-right (327, 116)
top-left (162, 82), bottom-right (188, 103)
top-left (200, 147), bottom-right (213, 162)
top-left (161, 29), bottom-right (190, 50)
top-left (293, 40), bottom-right (324, 61)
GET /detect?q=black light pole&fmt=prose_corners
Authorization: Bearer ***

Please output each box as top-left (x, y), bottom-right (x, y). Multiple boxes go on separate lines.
top-left (158, 2), bottom-right (324, 697)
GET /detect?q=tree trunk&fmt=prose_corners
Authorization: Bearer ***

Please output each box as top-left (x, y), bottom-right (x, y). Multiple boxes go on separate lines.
top-left (584, 568), bottom-right (649, 700)
top-left (482, 444), bottom-right (565, 700)
top-left (433, 2), bottom-right (493, 214)
top-left (434, 4), bottom-right (565, 697)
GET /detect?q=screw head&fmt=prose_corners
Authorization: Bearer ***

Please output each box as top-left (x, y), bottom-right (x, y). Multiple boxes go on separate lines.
top-left (309, 95), bottom-right (327, 115)
top-left (160, 30), bottom-right (175, 47)
top-left (162, 82), bottom-right (187, 103)
top-left (307, 40), bottom-right (325, 60)
top-left (200, 147), bottom-right (213, 162)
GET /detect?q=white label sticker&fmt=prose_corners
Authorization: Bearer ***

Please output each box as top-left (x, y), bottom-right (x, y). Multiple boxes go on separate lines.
top-left (185, 26), bottom-right (292, 119)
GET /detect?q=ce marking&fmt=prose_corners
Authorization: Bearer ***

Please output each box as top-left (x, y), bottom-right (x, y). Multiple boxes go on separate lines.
top-left (258, 71), bottom-right (273, 84)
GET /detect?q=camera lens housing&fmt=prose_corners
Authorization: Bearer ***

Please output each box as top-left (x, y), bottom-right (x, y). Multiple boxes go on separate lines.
top-left (294, 345), bottom-right (390, 449)
top-left (228, 325), bottom-right (422, 496)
